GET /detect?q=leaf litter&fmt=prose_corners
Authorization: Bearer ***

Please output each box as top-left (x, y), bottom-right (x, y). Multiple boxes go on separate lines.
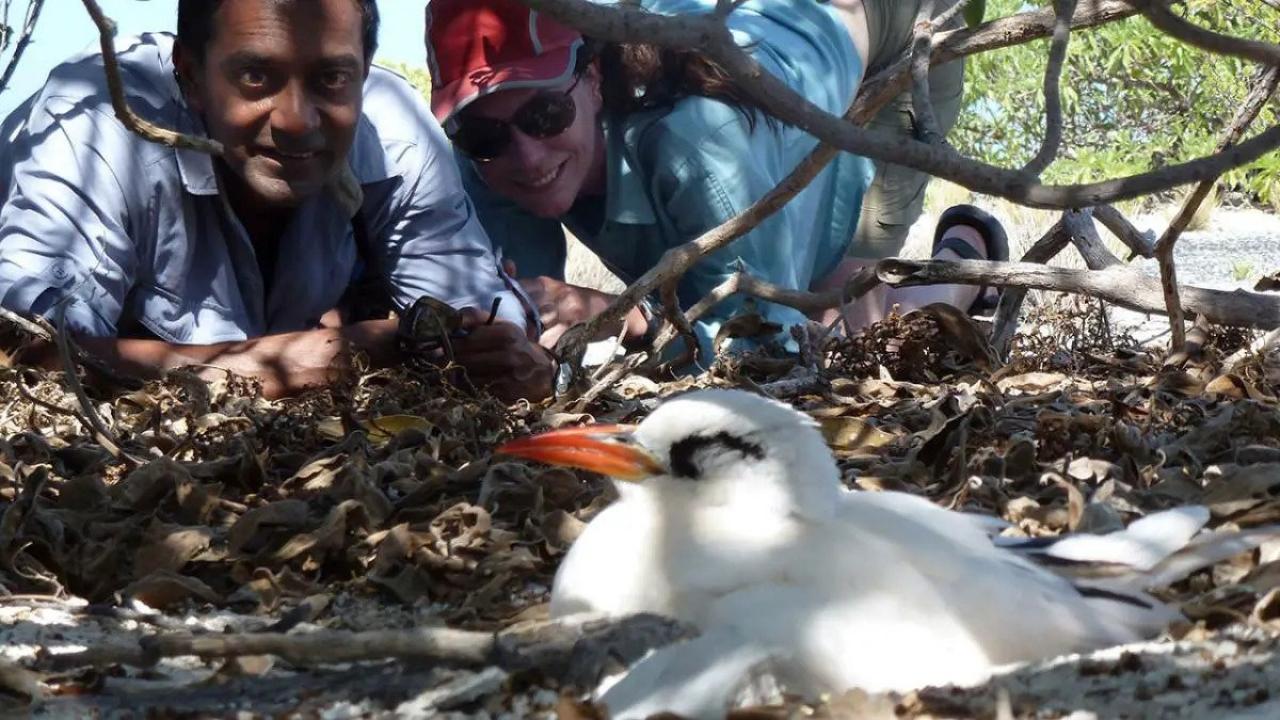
top-left (4, 297), bottom-right (1280, 718)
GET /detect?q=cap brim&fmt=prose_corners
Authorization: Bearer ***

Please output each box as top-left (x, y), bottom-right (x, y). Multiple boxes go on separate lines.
top-left (432, 41), bottom-right (581, 127)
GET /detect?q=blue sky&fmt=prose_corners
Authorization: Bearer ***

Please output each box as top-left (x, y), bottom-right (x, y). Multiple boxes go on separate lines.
top-left (0, 0), bottom-right (428, 117)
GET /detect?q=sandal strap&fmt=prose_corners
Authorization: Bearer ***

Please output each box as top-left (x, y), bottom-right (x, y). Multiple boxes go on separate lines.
top-left (933, 237), bottom-right (987, 262)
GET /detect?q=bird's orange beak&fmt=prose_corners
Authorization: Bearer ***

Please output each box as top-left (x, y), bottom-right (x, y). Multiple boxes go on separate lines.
top-left (497, 424), bottom-right (665, 482)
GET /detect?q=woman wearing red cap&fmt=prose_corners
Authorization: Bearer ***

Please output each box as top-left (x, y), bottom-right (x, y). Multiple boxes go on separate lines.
top-left (426, 0), bottom-right (1006, 360)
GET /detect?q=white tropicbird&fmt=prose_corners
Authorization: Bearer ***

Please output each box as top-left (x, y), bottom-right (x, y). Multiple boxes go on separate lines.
top-left (499, 389), bottom-right (1271, 719)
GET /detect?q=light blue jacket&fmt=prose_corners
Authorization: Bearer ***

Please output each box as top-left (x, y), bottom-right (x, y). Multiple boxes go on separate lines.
top-left (463, 0), bottom-right (873, 359)
top-left (0, 33), bottom-right (527, 343)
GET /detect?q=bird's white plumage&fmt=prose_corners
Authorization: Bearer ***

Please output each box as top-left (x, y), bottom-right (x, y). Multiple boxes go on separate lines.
top-left (539, 389), bottom-right (1272, 719)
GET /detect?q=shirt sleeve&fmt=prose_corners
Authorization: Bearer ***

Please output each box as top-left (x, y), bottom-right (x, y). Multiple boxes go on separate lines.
top-left (652, 117), bottom-right (815, 358)
top-left (362, 87), bottom-right (534, 331)
top-left (0, 98), bottom-right (142, 337)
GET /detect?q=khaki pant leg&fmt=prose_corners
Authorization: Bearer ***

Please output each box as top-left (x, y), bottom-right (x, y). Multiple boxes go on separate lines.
top-left (850, 0), bottom-right (966, 259)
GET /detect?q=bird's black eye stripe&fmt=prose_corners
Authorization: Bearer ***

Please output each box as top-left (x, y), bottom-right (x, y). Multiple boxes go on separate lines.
top-left (669, 431), bottom-right (765, 479)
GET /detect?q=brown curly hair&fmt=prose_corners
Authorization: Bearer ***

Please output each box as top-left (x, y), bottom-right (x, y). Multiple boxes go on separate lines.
top-left (579, 38), bottom-right (772, 131)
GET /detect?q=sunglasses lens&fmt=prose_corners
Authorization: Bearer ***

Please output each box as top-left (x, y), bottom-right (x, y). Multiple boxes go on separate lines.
top-left (516, 92), bottom-right (577, 138)
top-left (451, 117), bottom-right (511, 161)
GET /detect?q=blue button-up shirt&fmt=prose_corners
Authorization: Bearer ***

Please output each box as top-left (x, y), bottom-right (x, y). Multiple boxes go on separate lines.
top-left (0, 33), bottom-right (527, 343)
top-left (463, 0), bottom-right (874, 358)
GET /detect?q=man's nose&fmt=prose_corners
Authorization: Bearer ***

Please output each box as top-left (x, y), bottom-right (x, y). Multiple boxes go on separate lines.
top-left (271, 81), bottom-right (321, 137)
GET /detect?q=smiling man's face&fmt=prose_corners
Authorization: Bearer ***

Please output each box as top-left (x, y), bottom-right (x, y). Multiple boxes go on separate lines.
top-left (175, 0), bottom-right (367, 214)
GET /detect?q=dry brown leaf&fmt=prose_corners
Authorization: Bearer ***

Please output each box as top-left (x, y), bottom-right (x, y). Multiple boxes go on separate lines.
top-left (1201, 464), bottom-right (1280, 518)
top-left (817, 416), bottom-right (897, 453)
top-left (133, 523), bottom-right (214, 578)
top-left (123, 570), bottom-right (222, 608)
top-left (228, 500), bottom-right (311, 556)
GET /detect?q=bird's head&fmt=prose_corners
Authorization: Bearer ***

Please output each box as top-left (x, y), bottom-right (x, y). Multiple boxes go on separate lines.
top-left (499, 389), bottom-right (842, 516)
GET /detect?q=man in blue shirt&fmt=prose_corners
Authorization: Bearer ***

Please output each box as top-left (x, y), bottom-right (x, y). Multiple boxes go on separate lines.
top-left (0, 0), bottom-right (554, 400)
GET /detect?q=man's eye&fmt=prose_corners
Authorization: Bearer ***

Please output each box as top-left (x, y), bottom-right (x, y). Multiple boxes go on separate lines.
top-left (319, 70), bottom-right (354, 90)
top-left (238, 69), bottom-right (268, 88)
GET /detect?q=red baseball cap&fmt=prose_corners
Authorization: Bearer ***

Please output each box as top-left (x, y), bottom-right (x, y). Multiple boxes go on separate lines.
top-left (425, 0), bottom-right (585, 127)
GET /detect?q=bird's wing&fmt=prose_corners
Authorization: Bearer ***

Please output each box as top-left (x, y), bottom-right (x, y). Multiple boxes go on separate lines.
top-left (810, 492), bottom-right (1169, 675)
top-left (597, 624), bottom-right (773, 720)
top-left (550, 501), bottom-right (675, 618)
top-left (994, 506), bottom-right (1211, 571)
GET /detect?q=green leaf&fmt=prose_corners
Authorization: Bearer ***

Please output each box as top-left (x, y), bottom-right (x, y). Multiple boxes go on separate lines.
top-left (964, 0), bottom-right (986, 29)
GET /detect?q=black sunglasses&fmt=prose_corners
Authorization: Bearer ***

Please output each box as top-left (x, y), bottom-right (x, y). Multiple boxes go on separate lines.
top-left (449, 75), bottom-right (581, 162)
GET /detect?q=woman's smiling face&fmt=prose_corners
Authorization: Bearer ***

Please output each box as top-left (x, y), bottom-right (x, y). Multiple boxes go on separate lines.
top-left (463, 66), bottom-right (608, 219)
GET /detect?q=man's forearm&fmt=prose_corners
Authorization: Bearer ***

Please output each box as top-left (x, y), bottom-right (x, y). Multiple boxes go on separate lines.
top-left (31, 319), bottom-right (400, 399)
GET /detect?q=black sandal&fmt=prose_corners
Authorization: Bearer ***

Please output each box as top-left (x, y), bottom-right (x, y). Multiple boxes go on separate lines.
top-left (932, 204), bottom-right (1010, 316)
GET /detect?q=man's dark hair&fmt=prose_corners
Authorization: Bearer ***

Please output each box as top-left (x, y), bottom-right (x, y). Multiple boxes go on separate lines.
top-left (177, 0), bottom-right (381, 64)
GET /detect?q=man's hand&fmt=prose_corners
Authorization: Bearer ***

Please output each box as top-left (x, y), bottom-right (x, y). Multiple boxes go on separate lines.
top-left (450, 308), bottom-right (556, 402)
top-left (518, 276), bottom-right (648, 349)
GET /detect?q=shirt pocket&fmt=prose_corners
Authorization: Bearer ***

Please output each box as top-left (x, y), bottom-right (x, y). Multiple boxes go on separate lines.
top-left (128, 282), bottom-right (250, 345)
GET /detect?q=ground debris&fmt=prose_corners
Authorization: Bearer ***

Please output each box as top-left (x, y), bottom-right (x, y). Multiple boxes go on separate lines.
top-left (4, 300), bottom-right (1280, 717)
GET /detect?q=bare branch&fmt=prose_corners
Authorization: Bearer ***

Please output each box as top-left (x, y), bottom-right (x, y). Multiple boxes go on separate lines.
top-left (1130, 0), bottom-right (1280, 67)
top-left (991, 219), bottom-right (1073, 358)
top-left (0, 0), bottom-right (43, 95)
top-left (930, 0), bottom-right (975, 31)
top-left (1093, 205), bottom-right (1156, 259)
top-left (79, 0), bottom-right (223, 155)
top-left (551, 0), bottom-right (1149, 369)
top-left (523, 0), bottom-right (1280, 209)
top-left (1153, 63), bottom-right (1280, 349)
top-left (1022, 0), bottom-right (1078, 177)
top-left (52, 304), bottom-right (142, 466)
top-left (855, 0), bottom-right (1140, 118)
top-left (1064, 209), bottom-right (1121, 270)
top-left (48, 613), bottom-right (691, 683)
top-left (879, 258), bottom-right (1280, 330)
top-left (909, 0), bottom-right (943, 144)
top-left (645, 267), bottom-right (882, 364)
top-left (1155, 65), bottom-right (1280, 256)
top-left (0, 306), bottom-right (52, 342)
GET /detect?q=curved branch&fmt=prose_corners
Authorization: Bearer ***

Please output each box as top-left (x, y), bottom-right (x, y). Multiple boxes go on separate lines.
top-left (1130, 0), bottom-right (1280, 67)
top-left (549, 1), bottom-right (1161, 366)
top-left (0, 0), bottom-right (44, 95)
top-left (1093, 204), bottom-right (1155, 259)
top-left (523, 0), bottom-right (1280, 209)
top-left (80, 0), bottom-right (223, 155)
top-left (1152, 64), bottom-right (1280, 350)
top-left (909, 1), bottom-right (943, 144)
top-left (1022, 0), bottom-right (1077, 176)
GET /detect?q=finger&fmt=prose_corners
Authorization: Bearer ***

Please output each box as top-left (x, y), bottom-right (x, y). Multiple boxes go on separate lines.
top-left (455, 350), bottom-right (550, 383)
top-left (502, 258), bottom-right (518, 277)
top-left (453, 322), bottom-right (529, 352)
top-left (539, 324), bottom-right (567, 350)
top-left (456, 306), bottom-right (494, 331)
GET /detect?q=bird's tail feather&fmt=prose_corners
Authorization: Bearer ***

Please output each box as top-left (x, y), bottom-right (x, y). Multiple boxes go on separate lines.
top-left (998, 505), bottom-right (1280, 592)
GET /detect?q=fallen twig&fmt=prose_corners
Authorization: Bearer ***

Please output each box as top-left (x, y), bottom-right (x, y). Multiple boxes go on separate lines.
top-left (46, 613), bottom-right (694, 687)
top-left (879, 258), bottom-right (1280, 330)
top-left (52, 305), bottom-right (141, 466)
